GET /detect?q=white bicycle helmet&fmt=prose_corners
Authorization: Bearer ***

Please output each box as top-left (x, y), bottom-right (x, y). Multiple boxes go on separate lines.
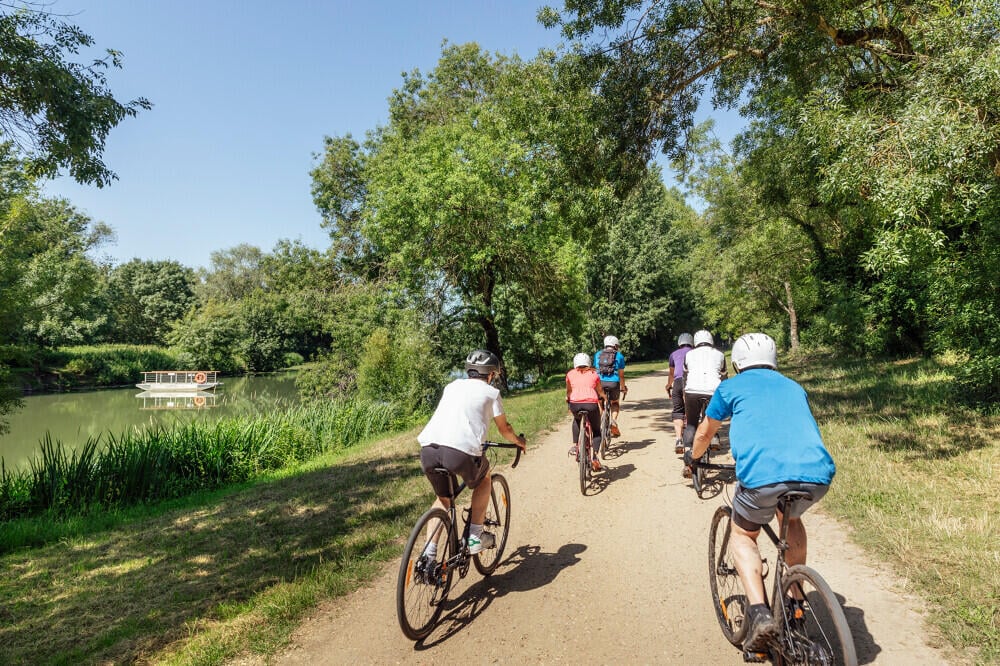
top-left (603, 335), bottom-right (620, 348)
top-left (677, 332), bottom-right (694, 347)
top-left (731, 333), bottom-right (778, 373)
top-left (693, 330), bottom-right (714, 347)
top-left (573, 352), bottom-right (591, 368)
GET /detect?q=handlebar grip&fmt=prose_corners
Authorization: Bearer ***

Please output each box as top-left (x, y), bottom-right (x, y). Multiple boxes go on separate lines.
top-left (511, 433), bottom-right (524, 468)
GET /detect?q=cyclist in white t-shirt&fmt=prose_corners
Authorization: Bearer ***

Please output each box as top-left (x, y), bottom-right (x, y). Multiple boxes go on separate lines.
top-left (681, 329), bottom-right (727, 477)
top-left (417, 349), bottom-right (526, 554)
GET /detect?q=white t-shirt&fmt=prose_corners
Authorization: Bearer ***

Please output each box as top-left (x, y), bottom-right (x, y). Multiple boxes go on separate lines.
top-left (417, 378), bottom-right (505, 456)
top-left (683, 345), bottom-right (727, 395)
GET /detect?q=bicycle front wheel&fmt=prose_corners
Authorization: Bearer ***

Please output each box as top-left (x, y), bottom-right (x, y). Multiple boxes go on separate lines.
top-left (708, 505), bottom-right (749, 645)
top-left (779, 565), bottom-right (857, 666)
top-left (474, 473), bottom-right (511, 576)
top-left (396, 507), bottom-right (454, 641)
top-left (578, 416), bottom-right (589, 495)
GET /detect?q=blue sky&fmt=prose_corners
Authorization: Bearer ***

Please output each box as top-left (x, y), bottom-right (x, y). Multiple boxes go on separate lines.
top-left (42, 0), bottom-right (743, 269)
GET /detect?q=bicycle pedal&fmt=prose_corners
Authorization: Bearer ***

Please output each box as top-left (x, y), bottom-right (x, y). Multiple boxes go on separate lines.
top-left (742, 651), bottom-right (768, 663)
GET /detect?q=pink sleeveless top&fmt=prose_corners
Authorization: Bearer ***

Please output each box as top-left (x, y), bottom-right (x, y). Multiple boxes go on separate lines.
top-left (566, 368), bottom-right (600, 403)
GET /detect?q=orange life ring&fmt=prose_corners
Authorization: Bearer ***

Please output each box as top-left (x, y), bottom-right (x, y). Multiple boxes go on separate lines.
top-left (193, 396), bottom-right (206, 407)
top-left (193, 372), bottom-right (207, 384)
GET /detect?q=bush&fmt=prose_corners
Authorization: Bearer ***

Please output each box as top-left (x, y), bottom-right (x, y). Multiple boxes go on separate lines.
top-left (952, 353), bottom-right (1000, 406)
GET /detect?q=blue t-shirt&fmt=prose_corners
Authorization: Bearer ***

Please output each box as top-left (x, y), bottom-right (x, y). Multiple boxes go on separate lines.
top-left (706, 368), bottom-right (835, 489)
top-left (594, 349), bottom-right (626, 382)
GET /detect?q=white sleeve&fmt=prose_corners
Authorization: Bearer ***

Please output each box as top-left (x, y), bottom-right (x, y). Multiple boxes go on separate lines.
top-left (492, 395), bottom-right (505, 418)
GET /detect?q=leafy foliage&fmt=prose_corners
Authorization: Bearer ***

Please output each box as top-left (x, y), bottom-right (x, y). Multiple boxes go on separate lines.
top-left (103, 259), bottom-right (196, 345)
top-left (0, 6), bottom-right (150, 186)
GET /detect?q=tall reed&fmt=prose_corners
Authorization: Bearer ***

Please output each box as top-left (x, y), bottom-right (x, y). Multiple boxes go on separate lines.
top-left (0, 399), bottom-right (404, 521)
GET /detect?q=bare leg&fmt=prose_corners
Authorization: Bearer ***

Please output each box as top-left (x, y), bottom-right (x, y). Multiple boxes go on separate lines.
top-left (469, 470), bottom-right (492, 525)
top-left (425, 496), bottom-right (451, 544)
top-left (730, 523), bottom-right (767, 606)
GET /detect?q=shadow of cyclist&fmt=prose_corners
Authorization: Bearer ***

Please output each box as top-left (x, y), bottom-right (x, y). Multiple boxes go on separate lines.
top-left (586, 462), bottom-right (636, 495)
top-left (415, 543), bottom-right (586, 649)
top-left (602, 437), bottom-right (655, 460)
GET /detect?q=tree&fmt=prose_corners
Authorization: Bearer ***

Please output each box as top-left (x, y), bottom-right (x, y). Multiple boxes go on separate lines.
top-left (196, 244), bottom-right (267, 303)
top-left (312, 44), bottom-right (613, 383)
top-left (0, 5), bottom-right (149, 186)
top-left (104, 259), bottom-right (196, 344)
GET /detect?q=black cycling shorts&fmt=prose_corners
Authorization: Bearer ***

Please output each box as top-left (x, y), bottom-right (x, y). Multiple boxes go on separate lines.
top-left (420, 444), bottom-right (489, 498)
top-left (601, 380), bottom-right (621, 402)
top-left (670, 377), bottom-right (685, 420)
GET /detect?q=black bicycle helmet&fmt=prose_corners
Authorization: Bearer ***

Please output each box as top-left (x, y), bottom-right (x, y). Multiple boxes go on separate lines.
top-left (465, 349), bottom-right (500, 375)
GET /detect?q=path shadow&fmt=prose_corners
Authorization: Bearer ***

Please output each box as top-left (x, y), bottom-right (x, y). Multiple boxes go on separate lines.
top-left (839, 592), bottom-right (880, 665)
top-left (416, 543), bottom-right (586, 649)
top-left (585, 462), bottom-right (636, 495)
top-left (601, 437), bottom-right (655, 460)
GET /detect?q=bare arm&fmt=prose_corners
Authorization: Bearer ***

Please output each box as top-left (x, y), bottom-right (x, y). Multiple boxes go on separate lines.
top-left (494, 414), bottom-right (526, 451)
top-left (666, 365), bottom-right (675, 391)
top-left (692, 416), bottom-right (722, 458)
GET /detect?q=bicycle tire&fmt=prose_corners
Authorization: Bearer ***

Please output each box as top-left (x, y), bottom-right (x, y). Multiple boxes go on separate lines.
top-left (708, 505), bottom-right (749, 646)
top-left (473, 473), bottom-right (511, 576)
top-left (396, 507), bottom-right (454, 640)
top-left (578, 414), bottom-right (589, 494)
top-left (600, 402), bottom-right (611, 458)
top-left (779, 565), bottom-right (858, 666)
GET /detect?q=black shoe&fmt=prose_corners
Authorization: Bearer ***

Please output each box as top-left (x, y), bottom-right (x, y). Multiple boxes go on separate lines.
top-left (743, 604), bottom-right (778, 652)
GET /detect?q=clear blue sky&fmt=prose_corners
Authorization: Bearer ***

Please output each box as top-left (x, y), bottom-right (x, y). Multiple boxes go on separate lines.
top-left (42, 0), bottom-right (742, 269)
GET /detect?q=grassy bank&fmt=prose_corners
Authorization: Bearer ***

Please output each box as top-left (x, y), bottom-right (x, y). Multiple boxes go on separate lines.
top-left (3, 344), bottom-right (185, 392)
top-left (786, 353), bottom-right (999, 664)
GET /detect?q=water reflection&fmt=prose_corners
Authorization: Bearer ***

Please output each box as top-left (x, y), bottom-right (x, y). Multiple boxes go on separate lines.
top-left (1, 373), bottom-right (300, 472)
top-left (135, 391), bottom-right (220, 410)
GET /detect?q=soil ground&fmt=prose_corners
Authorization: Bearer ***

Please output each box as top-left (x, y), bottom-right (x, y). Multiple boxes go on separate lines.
top-left (268, 370), bottom-right (953, 665)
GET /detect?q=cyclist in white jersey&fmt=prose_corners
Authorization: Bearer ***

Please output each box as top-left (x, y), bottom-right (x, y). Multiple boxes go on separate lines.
top-left (681, 329), bottom-right (726, 477)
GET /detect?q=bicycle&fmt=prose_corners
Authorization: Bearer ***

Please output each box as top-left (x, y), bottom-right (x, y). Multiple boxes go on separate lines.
top-left (693, 460), bottom-right (858, 665)
top-left (685, 398), bottom-right (722, 495)
top-left (574, 409), bottom-right (596, 494)
top-left (396, 439), bottom-right (523, 641)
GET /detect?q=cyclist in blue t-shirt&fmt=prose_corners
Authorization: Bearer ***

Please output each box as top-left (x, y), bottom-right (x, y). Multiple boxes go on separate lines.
top-left (594, 335), bottom-right (627, 437)
top-left (686, 333), bottom-right (836, 654)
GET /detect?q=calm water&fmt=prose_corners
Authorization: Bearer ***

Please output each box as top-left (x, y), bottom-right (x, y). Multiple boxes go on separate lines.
top-left (1, 373), bottom-right (300, 472)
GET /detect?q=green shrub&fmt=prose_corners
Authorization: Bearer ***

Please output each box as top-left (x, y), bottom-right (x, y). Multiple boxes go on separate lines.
top-left (952, 353), bottom-right (1000, 406)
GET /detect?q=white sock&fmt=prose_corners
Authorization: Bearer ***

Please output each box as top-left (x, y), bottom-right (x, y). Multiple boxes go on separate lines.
top-left (422, 541), bottom-right (437, 558)
top-left (470, 523), bottom-right (483, 540)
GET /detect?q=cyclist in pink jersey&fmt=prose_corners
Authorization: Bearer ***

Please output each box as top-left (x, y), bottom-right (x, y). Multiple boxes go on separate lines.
top-left (566, 352), bottom-right (607, 471)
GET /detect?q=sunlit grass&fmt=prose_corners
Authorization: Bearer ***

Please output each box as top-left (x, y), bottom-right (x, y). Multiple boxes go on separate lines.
top-left (785, 353), bottom-right (999, 664)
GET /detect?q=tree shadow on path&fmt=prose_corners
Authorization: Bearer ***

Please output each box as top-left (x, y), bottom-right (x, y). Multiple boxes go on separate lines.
top-left (416, 543), bottom-right (586, 649)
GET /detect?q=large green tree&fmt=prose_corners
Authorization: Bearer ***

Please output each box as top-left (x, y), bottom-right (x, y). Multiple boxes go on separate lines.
top-left (104, 259), bottom-right (196, 345)
top-left (312, 44), bottom-right (614, 382)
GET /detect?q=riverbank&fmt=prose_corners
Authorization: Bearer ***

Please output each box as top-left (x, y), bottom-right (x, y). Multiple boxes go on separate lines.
top-left (2, 357), bottom-right (994, 664)
top-left (3, 344), bottom-right (185, 393)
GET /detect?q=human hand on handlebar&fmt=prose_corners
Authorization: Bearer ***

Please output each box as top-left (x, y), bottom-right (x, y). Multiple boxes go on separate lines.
top-left (515, 433), bottom-right (527, 452)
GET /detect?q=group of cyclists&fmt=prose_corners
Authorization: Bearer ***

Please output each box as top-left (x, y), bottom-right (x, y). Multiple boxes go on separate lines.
top-left (414, 330), bottom-right (835, 655)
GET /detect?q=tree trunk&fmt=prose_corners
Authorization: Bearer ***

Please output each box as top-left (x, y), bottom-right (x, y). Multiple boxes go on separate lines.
top-left (476, 266), bottom-right (509, 391)
top-left (784, 281), bottom-right (799, 351)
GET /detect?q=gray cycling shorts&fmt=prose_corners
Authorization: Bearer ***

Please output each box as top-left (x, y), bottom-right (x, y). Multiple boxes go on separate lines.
top-left (732, 481), bottom-right (830, 531)
top-left (420, 444), bottom-right (489, 498)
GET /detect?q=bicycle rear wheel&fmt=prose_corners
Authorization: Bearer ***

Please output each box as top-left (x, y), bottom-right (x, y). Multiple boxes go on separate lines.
top-left (779, 565), bottom-right (857, 666)
top-left (474, 473), bottom-right (511, 576)
top-left (693, 452), bottom-right (708, 495)
top-left (578, 415), bottom-right (589, 494)
top-left (708, 505), bottom-right (749, 646)
top-left (396, 507), bottom-right (454, 640)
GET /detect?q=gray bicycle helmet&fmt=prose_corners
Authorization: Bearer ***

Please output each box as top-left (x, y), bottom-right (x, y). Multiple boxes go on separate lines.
top-left (465, 349), bottom-right (500, 375)
top-left (677, 332), bottom-right (694, 347)
top-left (693, 329), bottom-right (714, 347)
top-left (731, 333), bottom-right (778, 373)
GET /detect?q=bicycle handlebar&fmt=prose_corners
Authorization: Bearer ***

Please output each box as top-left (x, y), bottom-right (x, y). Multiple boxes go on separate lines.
top-left (484, 433), bottom-right (525, 468)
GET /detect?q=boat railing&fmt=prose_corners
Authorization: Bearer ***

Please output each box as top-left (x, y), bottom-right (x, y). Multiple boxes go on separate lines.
top-left (139, 370), bottom-right (219, 385)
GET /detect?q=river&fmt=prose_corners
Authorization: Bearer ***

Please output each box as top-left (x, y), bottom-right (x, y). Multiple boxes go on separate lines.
top-left (0, 373), bottom-right (300, 473)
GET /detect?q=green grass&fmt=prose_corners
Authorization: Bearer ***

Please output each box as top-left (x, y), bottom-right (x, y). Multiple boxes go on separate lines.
top-left (785, 353), bottom-right (999, 664)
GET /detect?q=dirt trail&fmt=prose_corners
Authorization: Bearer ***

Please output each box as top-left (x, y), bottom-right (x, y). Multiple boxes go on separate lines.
top-left (273, 370), bottom-right (952, 665)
